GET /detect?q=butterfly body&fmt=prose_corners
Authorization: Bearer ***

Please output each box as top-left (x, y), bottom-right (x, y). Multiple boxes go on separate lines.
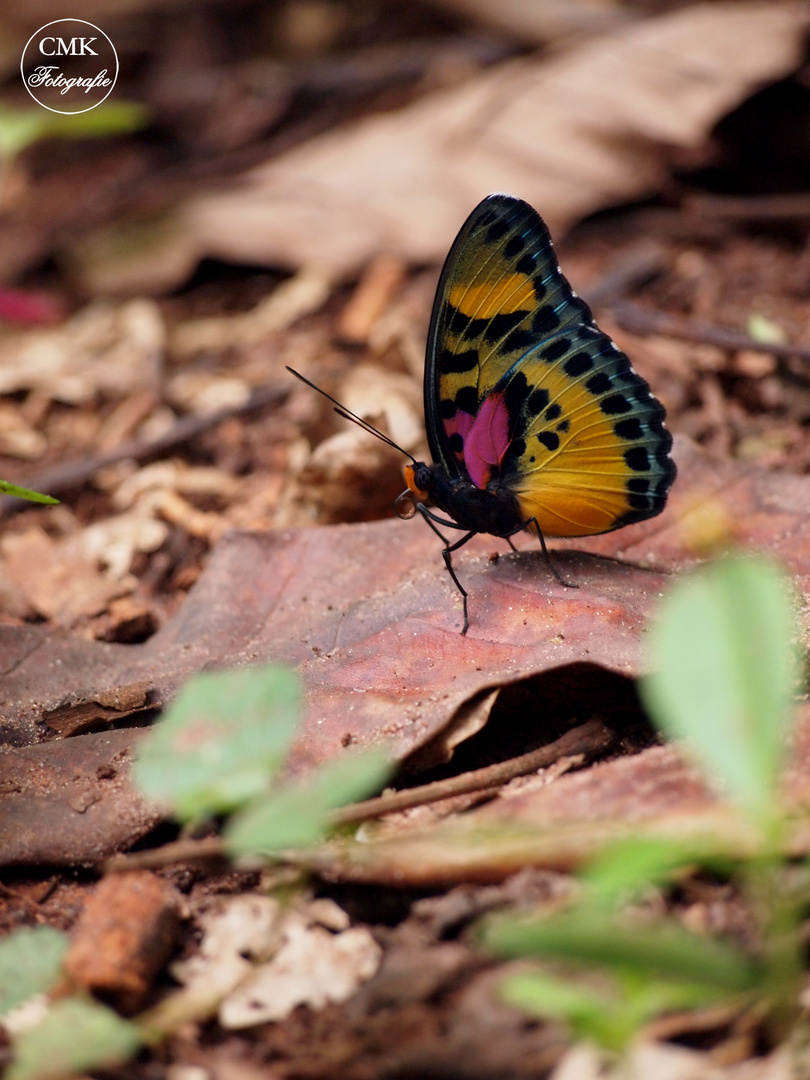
top-left (406, 461), bottom-right (523, 539)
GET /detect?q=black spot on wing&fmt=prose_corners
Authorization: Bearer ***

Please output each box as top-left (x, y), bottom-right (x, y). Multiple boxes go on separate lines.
top-left (484, 309), bottom-right (532, 345)
top-left (516, 253), bottom-right (537, 278)
top-left (627, 477), bottom-right (649, 494)
top-left (600, 393), bottom-right (633, 415)
top-left (532, 306), bottom-right (560, 336)
top-left (438, 346), bottom-right (479, 374)
top-left (585, 372), bottom-right (612, 395)
top-left (545, 403), bottom-right (562, 422)
top-left (502, 371), bottom-right (529, 420)
top-left (541, 337), bottom-right (571, 362)
top-left (527, 387), bottom-right (550, 414)
top-left (614, 417), bottom-right (643, 440)
top-left (504, 327), bottom-right (536, 354)
top-left (537, 431), bottom-right (560, 451)
top-left (449, 433), bottom-right (463, 454)
top-left (500, 436), bottom-right (526, 476)
top-left (504, 234), bottom-right (525, 258)
top-left (454, 385), bottom-right (478, 414)
top-left (563, 352), bottom-right (593, 378)
top-left (445, 303), bottom-right (489, 340)
top-left (624, 446), bottom-right (650, 471)
top-left (439, 398), bottom-right (455, 419)
top-left (556, 419), bottom-right (570, 432)
top-left (486, 218), bottom-right (509, 243)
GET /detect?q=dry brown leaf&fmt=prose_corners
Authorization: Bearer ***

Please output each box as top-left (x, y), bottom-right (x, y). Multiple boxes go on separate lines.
top-left (623, 1043), bottom-right (792, 1080)
top-left (3, 436), bottom-right (810, 769)
top-left (69, 1), bottom-right (810, 293)
top-left (0, 402), bottom-right (47, 459)
top-left (0, 526), bottom-right (137, 627)
top-left (281, 362), bottom-right (424, 524)
top-left (337, 255), bottom-right (408, 344)
top-left (169, 269), bottom-right (331, 355)
top-left (427, 0), bottom-right (631, 45)
top-left (0, 730), bottom-right (162, 867)
top-left (0, 299), bottom-right (164, 404)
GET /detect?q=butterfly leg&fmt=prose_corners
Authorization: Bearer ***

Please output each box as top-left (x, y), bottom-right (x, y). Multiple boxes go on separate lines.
top-left (417, 505), bottom-right (476, 634)
top-left (523, 517), bottom-right (577, 589)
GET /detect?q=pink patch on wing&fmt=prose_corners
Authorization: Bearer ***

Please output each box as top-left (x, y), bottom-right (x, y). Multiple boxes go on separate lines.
top-left (444, 392), bottom-right (510, 488)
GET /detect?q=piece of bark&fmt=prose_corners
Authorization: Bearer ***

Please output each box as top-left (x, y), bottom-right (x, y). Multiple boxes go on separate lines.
top-left (63, 870), bottom-right (181, 1014)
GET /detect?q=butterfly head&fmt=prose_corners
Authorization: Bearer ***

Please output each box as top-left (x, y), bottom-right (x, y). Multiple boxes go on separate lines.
top-left (396, 462), bottom-right (432, 519)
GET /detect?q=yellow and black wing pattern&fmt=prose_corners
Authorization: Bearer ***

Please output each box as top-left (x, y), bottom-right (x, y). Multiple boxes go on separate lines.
top-left (424, 194), bottom-right (676, 538)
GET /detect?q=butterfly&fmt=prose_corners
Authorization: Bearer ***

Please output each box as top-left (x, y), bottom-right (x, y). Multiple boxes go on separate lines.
top-left (290, 193), bottom-right (676, 634)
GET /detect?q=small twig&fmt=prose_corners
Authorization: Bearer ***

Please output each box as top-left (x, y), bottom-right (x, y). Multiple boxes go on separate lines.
top-left (2, 381), bottom-right (288, 515)
top-left (685, 191), bottom-right (810, 223)
top-left (611, 300), bottom-right (810, 368)
top-left (104, 835), bottom-right (225, 873)
top-left (332, 718), bottom-right (613, 824)
top-left (103, 719), bottom-right (613, 873)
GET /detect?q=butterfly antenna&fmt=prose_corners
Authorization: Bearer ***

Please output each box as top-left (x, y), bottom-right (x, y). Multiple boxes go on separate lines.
top-left (286, 366), bottom-right (416, 463)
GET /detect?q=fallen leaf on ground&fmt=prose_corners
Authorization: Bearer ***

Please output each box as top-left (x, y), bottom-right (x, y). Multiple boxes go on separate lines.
top-left (0, 299), bottom-right (164, 403)
top-left (0, 526), bottom-right (138, 628)
top-left (1, 437), bottom-right (810, 771)
top-left (0, 437), bottom-right (809, 867)
top-left (69, 2), bottom-right (810, 291)
top-left (0, 730), bottom-right (162, 866)
top-left (428, 0), bottom-right (631, 45)
top-left (169, 269), bottom-right (332, 355)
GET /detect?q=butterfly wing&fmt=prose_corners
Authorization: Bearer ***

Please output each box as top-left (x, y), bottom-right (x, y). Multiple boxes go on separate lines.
top-left (424, 194), bottom-right (675, 537)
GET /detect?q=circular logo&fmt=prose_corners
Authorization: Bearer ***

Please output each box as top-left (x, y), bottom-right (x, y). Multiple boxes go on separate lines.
top-left (21, 19), bottom-right (118, 114)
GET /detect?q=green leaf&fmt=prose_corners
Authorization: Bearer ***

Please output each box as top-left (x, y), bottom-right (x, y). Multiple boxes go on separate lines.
top-left (6, 998), bottom-right (142, 1080)
top-left (133, 666), bottom-right (301, 821)
top-left (483, 910), bottom-right (757, 992)
top-left (0, 102), bottom-right (149, 159)
top-left (581, 837), bottom-right (696, 906)
top-left (640, 556), bottom-right (797, 821)
top-left (500, 970), bottom-right (721, 1052)
top-left (747, 313), bottom-right (786, 346)
top-left (307, 745), bottom-right (393, 811)
top-left (225, 747), bottom-right (391, 857)
top-left (0, 480), bottom-right (58, 504)
top-left (0, 927), bottom-right (69, 1016)
top-left (226, 782), bottom-right (329, 854)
